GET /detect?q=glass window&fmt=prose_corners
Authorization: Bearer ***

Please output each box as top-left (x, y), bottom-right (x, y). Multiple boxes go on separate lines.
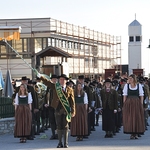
top-left (0, 45), bottom-right (6, 54)
top-left (129, 36), bottom-right (134, 42)
top-left (0, 45), bottom-right (7, 58)
top-left (12, 39), bottom-right (23, 53)
top-left (43, 38), bottom-right (47, 49)
top-left (136, 36), bottom-right (141, 42)
top-left (35, 38), bottom-right (42, 53)
top-left (48, 38), bottom-right (51, 46)
top-left (23, 39), bottom-right (28, 52)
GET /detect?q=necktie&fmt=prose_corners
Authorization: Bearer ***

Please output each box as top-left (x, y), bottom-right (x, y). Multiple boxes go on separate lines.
top-left (62, 86), bottom-right (65, 93)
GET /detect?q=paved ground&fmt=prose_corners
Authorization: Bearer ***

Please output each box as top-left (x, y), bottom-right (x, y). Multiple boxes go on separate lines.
top-left (1, 116), bottom-right (150, 150)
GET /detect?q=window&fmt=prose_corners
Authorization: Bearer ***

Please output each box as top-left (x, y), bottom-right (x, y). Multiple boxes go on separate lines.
top-left (129, 36), bottom-right (134, 42)
top-left (35, 38), bottom-right (42, 53)
top-left (136, 36), bottom-right (141, 42)
top-left (12, 39), bottom-right (23, 53)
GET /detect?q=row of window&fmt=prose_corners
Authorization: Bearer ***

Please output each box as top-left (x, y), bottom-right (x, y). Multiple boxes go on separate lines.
top-left (129, 36), bottom-right (141, 42)
top-left (0, 37), bottom-right (112, 59)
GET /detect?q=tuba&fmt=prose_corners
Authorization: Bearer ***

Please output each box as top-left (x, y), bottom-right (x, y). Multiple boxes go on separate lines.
top-left (34, 82), bottom-right (47, 109)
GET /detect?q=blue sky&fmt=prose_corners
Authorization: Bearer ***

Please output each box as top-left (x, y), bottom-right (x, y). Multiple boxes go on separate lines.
top-left (1, 0), bottom-right (150, 74)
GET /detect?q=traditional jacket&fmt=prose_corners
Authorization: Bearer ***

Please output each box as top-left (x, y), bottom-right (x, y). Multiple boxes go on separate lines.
top-left (40, 76), bottom-right (75, 116)
top-left (100, 89), bottom-right (118, 110)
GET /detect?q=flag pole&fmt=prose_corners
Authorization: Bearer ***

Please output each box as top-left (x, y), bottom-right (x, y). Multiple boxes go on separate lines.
top-left (4, 39), bottom-right (34, 71)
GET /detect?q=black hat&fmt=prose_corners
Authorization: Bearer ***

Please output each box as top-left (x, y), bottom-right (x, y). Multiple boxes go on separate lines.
top-left (50, 74), bottom-right (58, 79)
top-left (78, 75), bottom-right (84, 79)
top-left (113, 75), bottom-right (120, 79)
top-left (104, 78), bottom-right (112, 83)
top-left (28, 80), bottom-right (33, 84)
top-left (69, 80), bottom-right (75, 85)
top-left (58, 74), bottom-right (69, 80)
top-left (92, 80), bottom-right (98, 84)
top-left (66, 80), bottom-right (75, 86)
top-left (84, 80), bottom-right (89, 84)
top-left (112, 80), bottom-right (118, 86)
top-left (32, 81), bottom-right (37, 85)
top-left (139, 76), bottom-right (145, 82)
top-left (89, 82), bottom-right (95, 87)
top-left (85, 78), bottom-right (91, 82)
top-left (21, 76), bottom-right (28, 80)
top-left (120, 78), bottom-right (127, 83)
top-left (36, 77), bottom-right (41, 80)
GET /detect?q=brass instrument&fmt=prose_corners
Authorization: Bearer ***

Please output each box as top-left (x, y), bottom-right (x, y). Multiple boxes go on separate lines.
top-left (34, 82), bottom-right (47, 109)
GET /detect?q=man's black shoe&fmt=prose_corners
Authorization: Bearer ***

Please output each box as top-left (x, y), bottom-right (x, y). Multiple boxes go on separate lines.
top-left (104, 134), bottom-right (109, 138)
top-left (83, 136), bottom-right (88, 139)
top-left (27, 137), bottom-right (34, 140)
top-left (109, 134), bottom-right (113, 138)
top-left (50, 135), bottom-right (57, 140)
top-left (35, 132), bottom-right (40, 135)
top-left (57, 142), bottom-right (63, 148)
top-left (95, 123), bottom-right (99, 126)
top-left (91, 128), bottom-right (96, 131)
top-left (64, 144), bottom-right (68, 148)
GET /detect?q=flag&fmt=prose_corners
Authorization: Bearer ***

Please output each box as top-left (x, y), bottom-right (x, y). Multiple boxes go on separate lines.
top-left (4, 70), bottom-right (13, 97)
top-left (0, 70), bottom-right (4, 90)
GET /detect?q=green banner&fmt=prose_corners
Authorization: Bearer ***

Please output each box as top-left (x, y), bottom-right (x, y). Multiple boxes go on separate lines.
top-left (55, 82), bottom-right (71, 122)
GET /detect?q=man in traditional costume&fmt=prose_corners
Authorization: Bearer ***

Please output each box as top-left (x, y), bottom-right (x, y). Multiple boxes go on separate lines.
top-left (100, 79), bottom-right (118, 138)
top-left (35, 72), bottom-right (75, 148)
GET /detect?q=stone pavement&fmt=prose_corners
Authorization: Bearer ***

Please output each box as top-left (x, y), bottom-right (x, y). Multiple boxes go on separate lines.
top-left (0, 116), bottom-right (150, 150)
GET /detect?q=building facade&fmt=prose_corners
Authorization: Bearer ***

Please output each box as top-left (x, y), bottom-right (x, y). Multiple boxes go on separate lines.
top-left (0, 18), bottom-right (121, 79)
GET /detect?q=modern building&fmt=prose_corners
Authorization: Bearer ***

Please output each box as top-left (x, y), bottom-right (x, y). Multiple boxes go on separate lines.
top-left (0, 18), bottom-right (121, 79)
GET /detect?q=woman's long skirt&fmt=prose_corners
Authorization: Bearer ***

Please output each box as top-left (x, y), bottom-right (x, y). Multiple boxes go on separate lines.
top-left (123, 96), bottom-right (145, 134)
top-left (14, 105), bottom-right (32, 138)
top-left (70, 103), bottom-right (88, 136)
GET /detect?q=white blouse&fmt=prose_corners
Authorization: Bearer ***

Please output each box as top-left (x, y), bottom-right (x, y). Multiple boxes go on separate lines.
top-left (77, 92), bottom-right (88, 104)
top-left (123, 83), bottom-right (144, 96)
top-left (14, 92), bottom-right (33, 105)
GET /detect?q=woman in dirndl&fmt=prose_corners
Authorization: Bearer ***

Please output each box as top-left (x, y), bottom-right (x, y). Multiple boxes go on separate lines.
top-left (123, 74), bottom-right (145, 139)
top-left (14, 83), bottom-right (32, 143)
top-left (70, 82), bottom-right (88, 141)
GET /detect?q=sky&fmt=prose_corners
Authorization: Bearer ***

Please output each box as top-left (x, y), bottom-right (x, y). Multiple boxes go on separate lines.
top-left (1, 0), bottom-right (150, 75)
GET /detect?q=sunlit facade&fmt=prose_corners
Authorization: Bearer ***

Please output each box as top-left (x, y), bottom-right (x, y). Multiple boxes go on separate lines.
top-left (0, 18), bottom-right (121, 79)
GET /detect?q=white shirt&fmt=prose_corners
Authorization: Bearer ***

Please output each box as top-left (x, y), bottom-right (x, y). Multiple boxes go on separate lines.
top-left (123, 83), bottom-right (144, 96)
top-left (14, 92), bottom-right (33, 105)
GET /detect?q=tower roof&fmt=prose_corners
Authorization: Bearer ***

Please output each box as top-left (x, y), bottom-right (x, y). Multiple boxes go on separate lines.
top-left (129, 19), bottom-right (141, 26)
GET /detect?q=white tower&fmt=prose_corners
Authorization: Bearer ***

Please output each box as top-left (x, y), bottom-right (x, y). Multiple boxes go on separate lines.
top-left (128, 19), bottom-right (142, 75)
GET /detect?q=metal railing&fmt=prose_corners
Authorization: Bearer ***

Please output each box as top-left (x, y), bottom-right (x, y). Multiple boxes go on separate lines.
top-left (0, 97), bottom-right (15, 118)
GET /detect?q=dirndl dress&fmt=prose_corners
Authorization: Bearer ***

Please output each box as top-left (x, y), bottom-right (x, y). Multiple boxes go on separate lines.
top-left (70, 96), bottom-right (88, 137)
top-left (14, 96), bottom-right (32, 138)
top-left (123, 84), bottom-right (145, 134)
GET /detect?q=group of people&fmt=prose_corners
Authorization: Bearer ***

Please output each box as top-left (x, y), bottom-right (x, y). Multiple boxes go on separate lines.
top-left (11, 71), bottom-right (150, 148)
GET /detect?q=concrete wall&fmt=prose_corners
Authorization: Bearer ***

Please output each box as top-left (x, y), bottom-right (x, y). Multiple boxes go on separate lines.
top-left (0, 117), bottom-right (15, 135)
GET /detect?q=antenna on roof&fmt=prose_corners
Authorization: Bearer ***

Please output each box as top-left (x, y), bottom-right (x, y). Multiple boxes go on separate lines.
top-left (135, 13), bottom-right (136, 20)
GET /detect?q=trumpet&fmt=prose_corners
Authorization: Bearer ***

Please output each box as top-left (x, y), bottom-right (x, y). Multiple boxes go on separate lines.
top-left (35, 82), bottom-right (47, 93)
top-left (34, 82), bottom-right (47, 109)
